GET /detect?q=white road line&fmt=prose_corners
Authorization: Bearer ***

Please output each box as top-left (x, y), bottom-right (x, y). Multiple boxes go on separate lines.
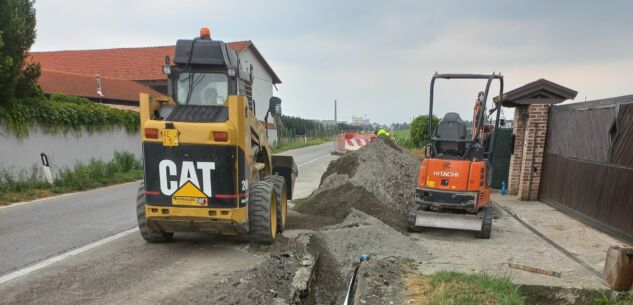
top-left (0, 181), bottom-right (140, 210)
top-left (297, 154), bottom-right (332, 167)
top-left (0, 152), bottom-right (333, 285)
top-left (0, 228), bottom-right (138, 285)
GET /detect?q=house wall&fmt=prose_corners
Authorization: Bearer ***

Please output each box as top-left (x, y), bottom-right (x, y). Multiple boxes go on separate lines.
top-left (0, 126), bottom-right (141, 176)
top-left (239, 47), bottom-right (274, 122)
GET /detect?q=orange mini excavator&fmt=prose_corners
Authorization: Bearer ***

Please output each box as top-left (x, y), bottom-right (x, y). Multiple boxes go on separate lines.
top-left (407, 73), bottom-right (504, 238)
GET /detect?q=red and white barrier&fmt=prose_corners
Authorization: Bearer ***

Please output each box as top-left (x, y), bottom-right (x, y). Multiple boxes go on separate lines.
top-left (336, 132), bottom-right (376, 154)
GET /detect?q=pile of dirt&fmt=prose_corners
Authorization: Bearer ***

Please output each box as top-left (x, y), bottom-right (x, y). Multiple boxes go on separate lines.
top-left (196, 236), bottom-right (317, 305)
top-left (318, 209), bottom-right (428, 268)
top-left (309, 209), bottom-right (429, 305)
top-left (295, 137), bottom-right (419, 231)
top-left (353, 257), bottom-right (411, 305)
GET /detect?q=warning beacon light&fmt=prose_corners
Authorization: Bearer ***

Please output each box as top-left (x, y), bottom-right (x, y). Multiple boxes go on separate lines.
top-left (200, 27), bottom-right (211, 39)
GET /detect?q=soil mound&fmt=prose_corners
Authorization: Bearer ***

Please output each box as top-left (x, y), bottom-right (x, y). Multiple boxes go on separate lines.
top-left (309, 209), bottom-right (429, 304)
top-left (296, 137), bottom-right (419, 231)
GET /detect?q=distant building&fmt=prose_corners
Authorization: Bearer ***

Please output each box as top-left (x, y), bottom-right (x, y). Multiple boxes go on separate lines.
top-left (351, 115), bottom-right (370, 126)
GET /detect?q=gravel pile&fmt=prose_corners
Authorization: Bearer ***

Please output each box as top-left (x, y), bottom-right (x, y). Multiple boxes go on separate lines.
top-left (295, 137), bottom-right (419, 231)
top-left (318, 209), bottom-right (428, 270)
top-left (309, 209), bottom-right (429, 305)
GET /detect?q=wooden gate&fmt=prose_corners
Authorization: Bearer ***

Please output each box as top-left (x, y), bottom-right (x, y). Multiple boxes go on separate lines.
top-left (539, 95), bottom-right (633, 243)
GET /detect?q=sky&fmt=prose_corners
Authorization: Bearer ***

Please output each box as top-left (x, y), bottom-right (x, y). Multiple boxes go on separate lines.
top-left (32, 0), bottom-right (633, 124)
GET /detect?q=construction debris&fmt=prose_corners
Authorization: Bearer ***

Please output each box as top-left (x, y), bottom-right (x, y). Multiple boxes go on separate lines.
top-left (296, 137), bottom-right (419, 231)
top-left (508, 262), bottom-right (563, 278)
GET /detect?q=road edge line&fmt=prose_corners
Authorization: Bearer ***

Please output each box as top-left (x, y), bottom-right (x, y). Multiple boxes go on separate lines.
top-left (297, 154), bottom-right (331, 168)
top-left (0, 181), bottom-right (141, 210)
top-left (0, 227), bottom-right (138, 285)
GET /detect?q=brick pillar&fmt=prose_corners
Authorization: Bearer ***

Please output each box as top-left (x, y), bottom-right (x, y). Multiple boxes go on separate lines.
top-left (508, 107), bottom-right (528, 195)
top-left (517, 104), bottom-right (550, 200)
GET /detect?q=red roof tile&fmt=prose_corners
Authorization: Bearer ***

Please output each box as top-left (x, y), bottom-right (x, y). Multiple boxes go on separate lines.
top-left (38, 69), bottom-right (165, 102)
top-left (31, 46), bottom-right (174, 81)
top-left (30, 41), bottom-right (281, 83)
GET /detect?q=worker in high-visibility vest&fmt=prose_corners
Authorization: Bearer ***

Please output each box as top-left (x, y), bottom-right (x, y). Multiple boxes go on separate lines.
top-left (376, 128), bottom-right (390, 137)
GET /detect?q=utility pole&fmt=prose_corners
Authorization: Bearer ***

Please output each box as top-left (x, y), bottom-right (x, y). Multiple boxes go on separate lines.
top-left (334, 100), bottom-right (337, 124)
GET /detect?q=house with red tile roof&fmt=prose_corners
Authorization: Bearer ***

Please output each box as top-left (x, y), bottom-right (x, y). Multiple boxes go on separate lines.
top-left (37, 70), bottom-right (165, 106)
top-left (30, 40), bottom-right (281, 122)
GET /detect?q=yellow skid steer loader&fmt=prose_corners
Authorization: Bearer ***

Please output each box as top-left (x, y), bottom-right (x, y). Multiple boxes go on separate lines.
top-left (136, 28), bottom-right (296, 244)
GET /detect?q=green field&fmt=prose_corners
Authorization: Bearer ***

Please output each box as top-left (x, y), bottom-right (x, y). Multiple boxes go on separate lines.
top-left (272, 137), bottom-right (332, 153)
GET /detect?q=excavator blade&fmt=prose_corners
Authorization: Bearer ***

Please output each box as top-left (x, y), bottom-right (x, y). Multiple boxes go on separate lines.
top-left (413, 210), bottom-right (484, 231)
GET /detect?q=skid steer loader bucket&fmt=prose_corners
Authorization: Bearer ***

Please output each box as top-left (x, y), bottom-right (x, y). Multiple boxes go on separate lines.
top-left (272, 155), bottom-right (298, 199)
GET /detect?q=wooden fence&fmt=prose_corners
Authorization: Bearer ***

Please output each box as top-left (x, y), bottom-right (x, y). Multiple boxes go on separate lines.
top-left (539, 95), bottom-right (633, 243)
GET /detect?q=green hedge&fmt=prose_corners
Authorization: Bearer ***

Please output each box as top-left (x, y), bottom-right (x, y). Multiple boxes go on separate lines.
top-left (0, 94), bottom-right (139, 137)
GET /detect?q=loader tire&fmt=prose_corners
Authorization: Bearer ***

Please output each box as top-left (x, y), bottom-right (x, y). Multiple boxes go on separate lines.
top-left (265, 175), bottom-right (287, 233)
top-left (248, 181), bottom-right (277, 244)
top-left (136, 182), bottom-right (173, 243)
top-left (476, 206), bottom-right (492, 239)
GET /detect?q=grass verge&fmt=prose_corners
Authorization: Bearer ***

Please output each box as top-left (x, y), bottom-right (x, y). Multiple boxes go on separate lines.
top-left (272, 137), bottom-right (332, 153)
top-left (0, 151), bottom-right (142, 205)
top-left (406, 271), bottom-right (633, 305)
top-left (595, 295), bottom-right (633, 305)
top-left (406, 271), bottom-right (526, 305)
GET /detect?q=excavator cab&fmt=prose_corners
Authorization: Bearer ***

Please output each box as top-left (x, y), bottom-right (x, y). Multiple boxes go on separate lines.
top-left (408, 73), bottom-right (504, 239)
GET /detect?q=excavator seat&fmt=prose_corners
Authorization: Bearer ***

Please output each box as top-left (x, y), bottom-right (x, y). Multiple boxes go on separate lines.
top-left (433, 112), bottom-right (467, 157)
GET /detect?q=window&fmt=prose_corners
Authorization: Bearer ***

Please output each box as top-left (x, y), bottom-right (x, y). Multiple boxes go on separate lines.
top-left (177, 73), bottom-right (229, 106)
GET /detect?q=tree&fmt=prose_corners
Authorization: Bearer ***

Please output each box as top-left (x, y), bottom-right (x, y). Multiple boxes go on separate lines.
top-left (0, 0), bottom-right (40, 102)
top-left (410, 115), bottom-right (439, 147)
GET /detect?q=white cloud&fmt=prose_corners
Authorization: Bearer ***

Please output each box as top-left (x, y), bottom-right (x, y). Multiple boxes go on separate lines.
top-left (31, 0), bottom-right (633, 124)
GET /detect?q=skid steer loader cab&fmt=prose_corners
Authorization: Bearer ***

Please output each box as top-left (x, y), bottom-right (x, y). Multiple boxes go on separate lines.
top-left (136, 28), bottom-right (297, 244)
top-left (408, 73), bottom-right (504, 239)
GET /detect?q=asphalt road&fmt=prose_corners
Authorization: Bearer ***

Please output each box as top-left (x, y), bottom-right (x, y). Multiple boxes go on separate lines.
top-left (0, 142), bottom-right (336, 304)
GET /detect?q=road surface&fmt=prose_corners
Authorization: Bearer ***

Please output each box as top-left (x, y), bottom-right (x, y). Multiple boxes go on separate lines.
top-left (0, 142), bottom-right (336, 305)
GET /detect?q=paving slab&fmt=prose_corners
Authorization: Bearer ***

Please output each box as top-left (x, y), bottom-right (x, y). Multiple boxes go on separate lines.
top-left (410, 193), bottom-right (631, 289)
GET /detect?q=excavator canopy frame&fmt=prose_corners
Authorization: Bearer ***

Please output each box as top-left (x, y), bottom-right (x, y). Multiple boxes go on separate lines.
top-left (428, 73), bottom-right (504, 164)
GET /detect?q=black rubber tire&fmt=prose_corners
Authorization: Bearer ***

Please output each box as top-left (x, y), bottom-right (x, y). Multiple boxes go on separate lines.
top-left (136, 182), bottom-right (174, 243)
top-left (265, 175), bottom-right (287, 233)
top-left (476, 206), bottom-right (493, 239)
top-left (248, 181), bottom-right (277, 244)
